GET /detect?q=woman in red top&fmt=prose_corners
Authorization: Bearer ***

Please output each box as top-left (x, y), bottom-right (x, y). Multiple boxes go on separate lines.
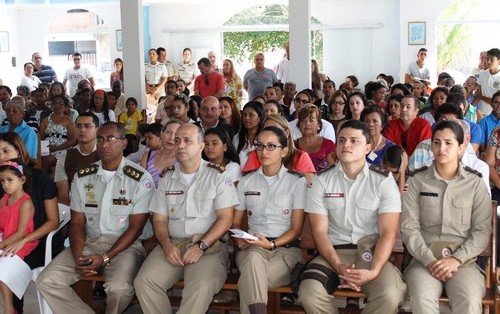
top-left (295, 105), bottom-right (335, 172)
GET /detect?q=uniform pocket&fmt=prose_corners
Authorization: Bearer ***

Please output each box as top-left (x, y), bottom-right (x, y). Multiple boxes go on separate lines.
top-left (452, 197), bottom-right (472, 228)
top-left (419, 195), bottom-right (441, 226)
top-left (84, 207), bottom-right (100, 230)
top-left (325, 198), bottom-right (345, 223)
top-left (356, 198), bottom-right (378, 226)
top-left (110, 205), bottom-right (133, 232)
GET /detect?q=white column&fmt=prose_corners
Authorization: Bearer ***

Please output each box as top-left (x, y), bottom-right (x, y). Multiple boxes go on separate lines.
top-left (120, 0), bottom-right (146, 109)
top-left (289, 0), bottom-right (311, 91)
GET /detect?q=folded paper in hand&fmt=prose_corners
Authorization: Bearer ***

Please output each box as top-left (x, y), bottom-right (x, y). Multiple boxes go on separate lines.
top-left (229, 229), bottom-right (258, 240)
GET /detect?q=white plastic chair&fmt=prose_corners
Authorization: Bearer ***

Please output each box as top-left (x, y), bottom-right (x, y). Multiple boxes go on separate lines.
top-left (30, 203), bottom-right (70, 314)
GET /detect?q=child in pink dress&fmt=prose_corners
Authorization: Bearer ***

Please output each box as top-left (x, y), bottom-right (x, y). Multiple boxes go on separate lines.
top-left (0, 160), bottom-right (38, 314)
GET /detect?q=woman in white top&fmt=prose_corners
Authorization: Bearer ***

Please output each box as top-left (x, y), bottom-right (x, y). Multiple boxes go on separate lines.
top-left (20, 62), bottom-right (41, 92)
top-left (232, 126), bottom-right (306, 314)
top-left (89, 89), bottom-right (116, 125)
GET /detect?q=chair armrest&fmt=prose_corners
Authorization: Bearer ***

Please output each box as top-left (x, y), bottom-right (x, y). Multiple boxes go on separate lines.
top-left (44, 204), bottom-right (71, 266)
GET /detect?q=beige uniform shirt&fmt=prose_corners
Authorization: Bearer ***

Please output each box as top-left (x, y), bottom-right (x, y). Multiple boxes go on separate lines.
top-left (236, 166), bottom-right (307, 238)
top-left (70, 158), bottom-right (154, 238)
top-left (306, 163), bottom-right (401, 245)
top-left (149, 160), bottom-right (239, 238)
top-left (145, 62), bottom-right (168, 85)
top-left (401, 164), bottom-right (491, 267)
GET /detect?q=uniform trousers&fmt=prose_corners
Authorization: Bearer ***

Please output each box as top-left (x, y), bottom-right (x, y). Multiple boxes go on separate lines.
top-left (236, 246), bottom-right (303, 314)
top-left (298, 249), bottom-right (406, 314)
top-left (404, 259), bottom-right (485, 314)
top-left (134, 242), bottom-right (229, 314)
top-left (36, 236), bottom-right (146, 314)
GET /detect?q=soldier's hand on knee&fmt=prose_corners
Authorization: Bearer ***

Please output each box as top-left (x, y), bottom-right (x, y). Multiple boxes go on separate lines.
top-left (182, 245), bottom-right (203, 265)
top-left (164, 243), bottom-right (184, 267)
top-left (75, 254), bottom-right (102, 276)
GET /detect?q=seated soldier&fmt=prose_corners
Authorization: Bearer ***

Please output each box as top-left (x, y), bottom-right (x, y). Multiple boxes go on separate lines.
top-left (36, 122), bottom-right (154, 314)
top-left (298, 120), bottom-right (406, 314)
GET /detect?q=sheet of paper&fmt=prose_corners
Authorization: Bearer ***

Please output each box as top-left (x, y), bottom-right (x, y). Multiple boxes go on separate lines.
top-left (0, 250), bottom-right (32, 299)
top-left (229, 229), bottom-right (258, 241)
top-left (41, 140), bottom-right (50, 157)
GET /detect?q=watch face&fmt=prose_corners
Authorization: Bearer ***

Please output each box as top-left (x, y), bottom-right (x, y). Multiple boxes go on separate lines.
top-left (199, 241), bottom-right (208, 251)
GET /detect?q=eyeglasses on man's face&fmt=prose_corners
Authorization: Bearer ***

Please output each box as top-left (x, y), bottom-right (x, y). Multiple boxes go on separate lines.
top-left (96, 135), bottom-right (125, 144)
top-left (294, 98), bottom-right (308, 104)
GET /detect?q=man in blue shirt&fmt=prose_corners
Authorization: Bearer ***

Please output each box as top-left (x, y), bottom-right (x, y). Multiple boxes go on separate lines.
top-left (0, 98), bottom-right (38, 159)
top-left (478, 91), bottom-right (500, 150)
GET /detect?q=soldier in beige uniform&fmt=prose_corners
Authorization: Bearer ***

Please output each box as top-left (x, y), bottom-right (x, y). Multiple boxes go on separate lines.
top-left (134, 123), bottom-right (238, 314)
top-left (298, 120), bottom-right (406, 314)
top-left (402, 120), bottom-right (491, 314)
top-left (233, 126), bottom-right (306, 314)
top-left (36, 122), bottom-right (154, 314)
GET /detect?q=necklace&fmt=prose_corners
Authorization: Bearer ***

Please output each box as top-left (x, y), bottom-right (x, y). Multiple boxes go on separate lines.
top-left (372, 135), bottom-right (383, 152)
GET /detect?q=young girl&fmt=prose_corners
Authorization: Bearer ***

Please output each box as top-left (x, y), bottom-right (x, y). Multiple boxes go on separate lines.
top-left (203, 127), bottom-right (241, 185)
top-left (0, 159), bottom-right (38, 314)
top-left (119, 97), bottom-right (143, 156)
top-left (172, 94), bottom-right (194, 124)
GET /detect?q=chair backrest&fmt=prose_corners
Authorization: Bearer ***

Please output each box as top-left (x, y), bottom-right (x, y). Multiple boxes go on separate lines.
top-left (43, 204), bottom-right (71, 265)
top-left (58, 203), bottom-right (70, 225)
top-left (480, 201), bottom-right (497, 288)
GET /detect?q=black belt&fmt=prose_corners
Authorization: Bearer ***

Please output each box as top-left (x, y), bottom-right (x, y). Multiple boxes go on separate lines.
top-left (334, 243), bottom-right (357, 250)
top-left (266, 238), bottom-right (301, 249)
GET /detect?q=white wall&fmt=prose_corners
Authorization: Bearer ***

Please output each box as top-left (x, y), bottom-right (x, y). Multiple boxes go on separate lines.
top-left (399, 0), bottom-right (453, 84)
top-left (0, 4), bottom-right (122, 89)
top-left (0, 0), bottom-right (464, 92)
top-left (314, 0), bottom-right (400, 87)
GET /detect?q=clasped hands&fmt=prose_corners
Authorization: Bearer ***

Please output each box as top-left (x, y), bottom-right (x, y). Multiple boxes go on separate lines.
top-left (427, 257), bottom-right (460, 282)
top-left (337, 263), bottom-right (378, 291)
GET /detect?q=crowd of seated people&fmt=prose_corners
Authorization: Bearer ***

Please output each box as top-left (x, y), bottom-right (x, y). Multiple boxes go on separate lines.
top-left (0, 45), bottom-right (499, 314)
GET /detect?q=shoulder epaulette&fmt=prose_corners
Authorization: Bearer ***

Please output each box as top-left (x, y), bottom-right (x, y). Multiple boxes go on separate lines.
top-left (77, 163), bottom-right (99, 177)
top-left (159, 165), bottom-right (175, 178)
top-left (123, 165), bottom-right (144, 181)
top-left (369, 164), bottom-right (390, 177)
top-left (287, 169), bottom-right (304, 177)
top-left (318, 163), bottom-right (336, 175)
top-left (463, 166), bottom-right (482, 178)
top-left (208, 162), bottom-right (226, 174)
top-left (242, 169), bottom-right (258, 177)
top-left (407, 166), bottom-right (428, 177)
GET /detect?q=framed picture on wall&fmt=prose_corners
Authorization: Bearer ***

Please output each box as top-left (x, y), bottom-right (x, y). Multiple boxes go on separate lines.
top-left (116, 30), bottom-right (123, 51)
top-left (408, 22), bottom-right (426, 45)
top-left (0, 32), bottom-right (9, 52)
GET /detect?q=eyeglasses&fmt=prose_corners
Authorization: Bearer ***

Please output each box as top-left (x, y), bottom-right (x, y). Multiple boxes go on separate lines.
top-left (294, 98), bottom-right (308, 104)
top-left (96, 136), bottom-right (124, 144)
top-left (204, 76), bottom-right (209, 85)
top-left (333, 101), bottom-right (345, 106)
top-left (254, 143), bottom-right (283, 151)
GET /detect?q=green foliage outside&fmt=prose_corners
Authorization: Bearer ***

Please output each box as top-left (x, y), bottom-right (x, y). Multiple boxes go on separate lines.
top-left (437, 0), bottom-right (479, 73)
top-left (222, 4), bottom-right (323, 66)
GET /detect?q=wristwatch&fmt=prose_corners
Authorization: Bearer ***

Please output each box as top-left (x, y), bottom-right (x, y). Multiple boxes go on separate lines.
top-left (270, 240), bottom-right (277, 251)
top-left (102, 253), bottom-right (110, 267)
top-left (196, 240), bottom-right (209, 252)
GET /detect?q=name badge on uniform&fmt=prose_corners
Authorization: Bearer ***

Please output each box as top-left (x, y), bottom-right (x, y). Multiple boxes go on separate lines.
top-left (165, 190), bottom-right (184, 195)
top-left (324, 193), bottom-right (344, 198)
top-left (85, 203), bottom-right (98, 208)
top-left (420, 192), bottom-right (438, 197)
top-left (113, 198), bottom-right (131, 205)
top-left (244, 191), bottom-right (261, 196)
